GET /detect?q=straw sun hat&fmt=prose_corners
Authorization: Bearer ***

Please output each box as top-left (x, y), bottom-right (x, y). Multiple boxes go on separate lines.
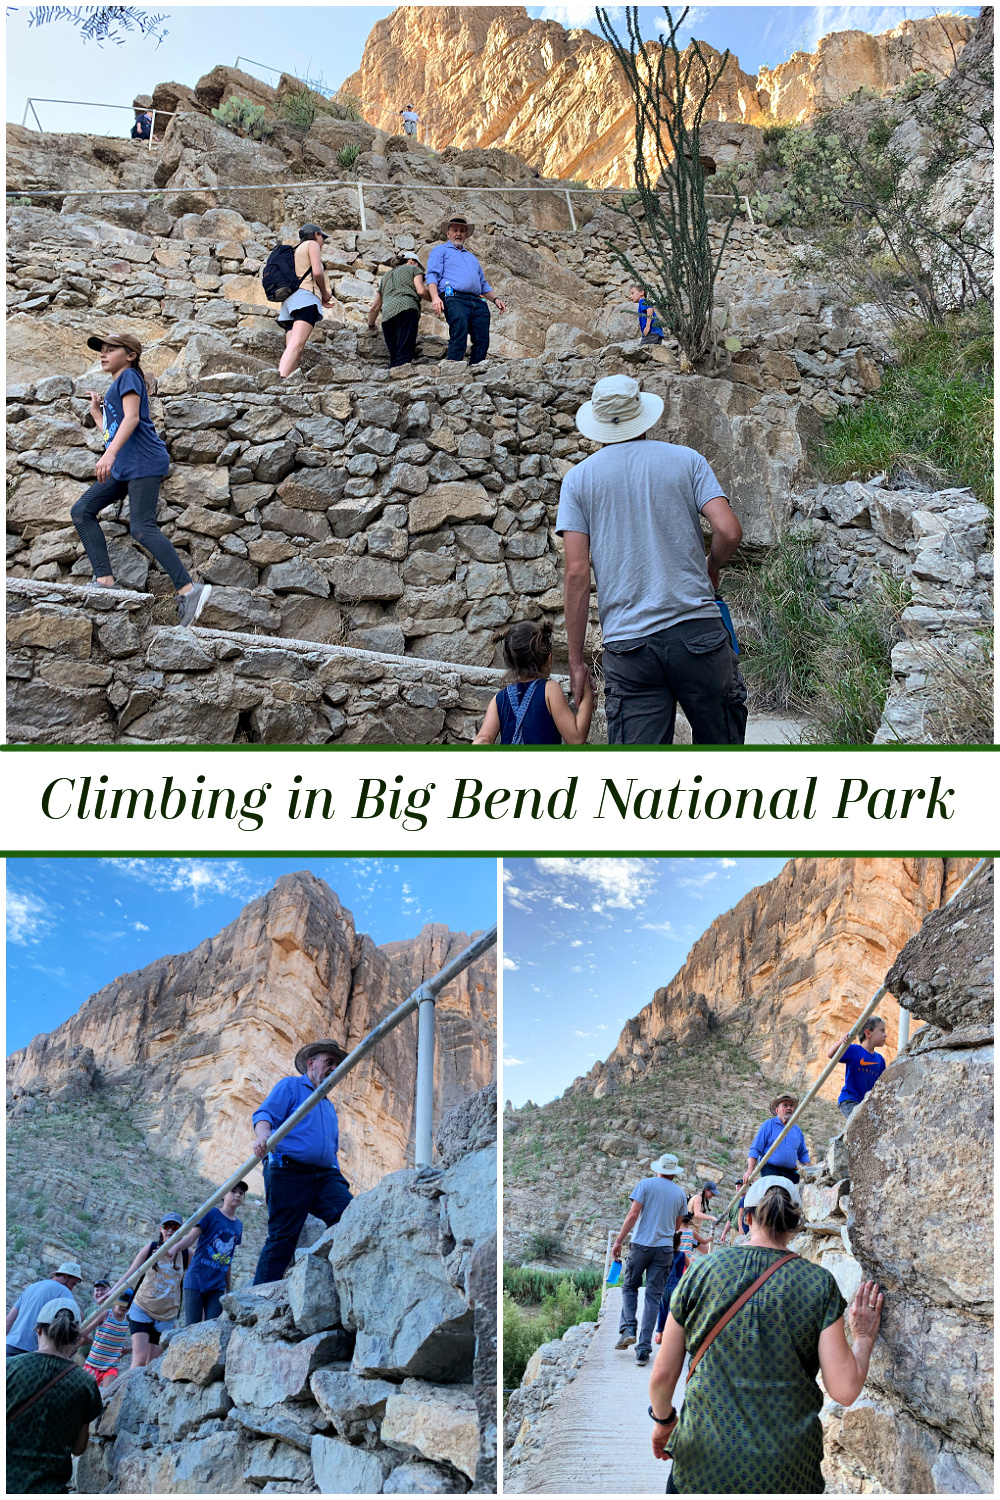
top-left (575, 374), bottom-right (663, 443)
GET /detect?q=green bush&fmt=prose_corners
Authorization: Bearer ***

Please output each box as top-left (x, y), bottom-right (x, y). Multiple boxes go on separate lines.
top-left (522, 1231), bottom-right (561, 1262)
top-left (504, 1264), bottom-right (602, 1305)
top-left (337, 143), bottom-right (362, 170)
top-left (802, 577), bottom-right (909, 745)
top-left (503, 1277), bottom-right (602, 1392)
top-left (279, 89), bottom-right (319, 131)
top-left (211, 96), bottom-right (273, 141)
top-left (815, 309), bottom-right (994, 504)
top-left (336, 92), bottom-right (364, 123)
top-left (730, 536), bottom-right (834, 710)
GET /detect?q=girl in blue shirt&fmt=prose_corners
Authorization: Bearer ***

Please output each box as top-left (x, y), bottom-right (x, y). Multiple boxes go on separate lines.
top-left (474, 620), bottom-right (593, 745)
top-left (182, 1184), bottom-right (246, 1323)
top-left (71, 333), bottom-right (212, 627)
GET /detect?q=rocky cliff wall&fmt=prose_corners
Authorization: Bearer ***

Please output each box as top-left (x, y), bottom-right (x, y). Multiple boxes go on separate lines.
top-left (5, 873), bottom-right (496, 1193)
top-left (74, 1086), bottom-right (497, 1495)
top-left (574, 858), bottom-right (977, 1105)
top-left (822, 861), bottom-right (993, 1493)
top-left (341, 7), bottom-right (973, 188)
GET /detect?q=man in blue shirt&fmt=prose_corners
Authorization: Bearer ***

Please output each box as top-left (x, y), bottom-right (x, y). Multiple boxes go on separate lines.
top-left (251, 1040), bottom-right (352, 1285)
top-left (827, 1017), bottom-right (888, 1119)
top-left (6, 1262), bottom-right (83, 1357)
top-left (746, 1094), bottom-right (810, 1186)
top-left (425, 216), bottom-right (506, 369)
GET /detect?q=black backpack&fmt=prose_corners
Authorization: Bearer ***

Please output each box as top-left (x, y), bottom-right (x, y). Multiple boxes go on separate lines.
top-left (262, 243), bottom-right (305, 304)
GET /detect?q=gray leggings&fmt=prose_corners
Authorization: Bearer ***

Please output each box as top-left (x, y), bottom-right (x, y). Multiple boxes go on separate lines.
top-left (71, 475), bottom-right (191, 590)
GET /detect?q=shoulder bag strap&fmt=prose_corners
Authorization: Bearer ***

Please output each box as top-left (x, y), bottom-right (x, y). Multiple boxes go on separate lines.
top-left (687, 1252), bottom-right (798, 1379)
top-left (511, 680), bottom-right (541, 745)
top-left (7, 1360), bottom-right (77, 1424)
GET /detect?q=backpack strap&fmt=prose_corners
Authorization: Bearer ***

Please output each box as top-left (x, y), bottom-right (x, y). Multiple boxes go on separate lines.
top-left (508, 680), bottom-right (541, 745)
top-left (687, 1252), bottom-right (798, 1379)
top-left (7, 1360), bottom-right (77, 1424)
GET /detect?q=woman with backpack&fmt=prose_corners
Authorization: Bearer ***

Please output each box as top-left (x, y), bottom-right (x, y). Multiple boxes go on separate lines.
top-left (275, 224), bottom-right (336, 379)
top-left (648, 1177), bottom-right (884, 1493)
top-left (6, 1300), bottom-right (103, 1494)
top-left (367, 251), bottom-right (431, 373)
top-left (123, 1212), bottom-right (196, 1368)
top-left (71, 332), bottom-right (212, 627)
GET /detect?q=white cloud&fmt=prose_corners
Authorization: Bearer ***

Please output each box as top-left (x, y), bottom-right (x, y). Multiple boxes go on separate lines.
top-left (502, 955), bottom-right (520, 971)
top-left (503, 1056), bottom-right (528, 1066)
top-left (570, 939), bottom-right (584, 948)
top-left (6, 890), bottom-right (56, 945)
top-left (573, 1029), bottom-right (591, 1036)
top-left (534, 857), bottom-right (658, 913)
top-left (103, 859), bottom-right (268, 907)
top-left (677, 870), bottom-right (718, 897)
top-left (720, 858), bottom-right (737, 869)
top-left (531, 3), bottom-right (623, 29)
top-left (641, 919), bottom-right (678, 937)
top-left (132, 921), bottom-right (149, 931)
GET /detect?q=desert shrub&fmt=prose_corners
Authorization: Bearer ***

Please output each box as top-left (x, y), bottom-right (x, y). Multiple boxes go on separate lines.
top-left (816, 308), bottom-right (993, 502)
top-left (337, 143), bottom-right (362, 170)
top-left (730, 536), bottom-right (833, 709)
top-left (801, 576), bottom-right (910, 745)
top-left (336, 92), bottom-right (364, 122)
top-left (522, 1231), bottom-right (561, 1262)
top-left (921, 634), bottom-right (994, 743)
top-left (503, 1278), bottom-right (602, 1391)
top-left (504, 1265), bottom-right (602, 1305)
top-left (895, 70), bottom-right (939, 102)
top-left (211, 97), bottom-right (273, 141)
top-left (279, 89), bottom-right (319, 131)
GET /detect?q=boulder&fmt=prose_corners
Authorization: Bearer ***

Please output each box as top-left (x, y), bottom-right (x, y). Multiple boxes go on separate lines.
top-left (8, 607), bottom-right (92, 658)
top-left (435, 1084), bottom-right (498, 1171)
top-left (309, 1369), bottom-right (398, 1438)
top-left (97, 1366), bottom-right (163, 1438)
top-left (310, 1434), bottom-right (399, 1494)
top-left (243, 1438), bottom-right (315, 1485)
top-left (383, 1460), bottom-right (466, 1493)
top-left (227, 1399), bottom-right (326, 1452)
top-left (468, 1231), bottom-right (498, 1492)
top-left (286, 1252), bottom-right (341, 1337)
top-left (225, 1326), bottom-right (350, 1407)
top-left (325, 1168), bottom-right (476, 1382)
top-left (382, 1379), bottom-right (479, 1480)
top-left (142, 1430), bottom-right (249, 1493)
top-left (328, 557), bottom-right (405, 603)
top-left (157, 1379), bottom-right (233, 1441)
top-left (408, 482), bottom-right (497, 534)
top-left (883, 863), bottom-right (993, 1030)
top-left (159, 1319), bottom-right (232, 1384)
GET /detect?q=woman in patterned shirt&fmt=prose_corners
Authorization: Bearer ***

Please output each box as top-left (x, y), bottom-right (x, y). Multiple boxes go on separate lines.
top-left (648, 1176), bottom-right (884, 1493)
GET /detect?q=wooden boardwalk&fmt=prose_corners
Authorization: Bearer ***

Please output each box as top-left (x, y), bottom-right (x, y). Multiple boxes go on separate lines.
top-left (511, 1286), bottom-right (688, 1494)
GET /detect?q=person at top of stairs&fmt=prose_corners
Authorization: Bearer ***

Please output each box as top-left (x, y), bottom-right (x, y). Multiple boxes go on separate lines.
top-left (746, 1094), bottom-right (810, 1187)
top-left (826, 1016), bottom-right (887, 1119)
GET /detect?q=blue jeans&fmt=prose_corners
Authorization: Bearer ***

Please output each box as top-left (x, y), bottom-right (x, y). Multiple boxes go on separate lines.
top-left (183, 1286), bottom-right (224, 1324)
top-left (443, 293), bottom-right (491, 363)
top-left (620, 1243), bottom-right (674, 1356)
top-left (253, 1159), bottom-right (353, 1285)
top-left (72, 475), bottom-right (191, 590)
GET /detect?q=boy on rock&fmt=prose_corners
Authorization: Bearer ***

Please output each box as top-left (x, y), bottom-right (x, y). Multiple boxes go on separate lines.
top-left (827, 1016), bottom-right (887, 1119)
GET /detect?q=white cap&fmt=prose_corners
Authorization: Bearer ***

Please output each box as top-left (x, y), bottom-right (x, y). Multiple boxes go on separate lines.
top-left (743, 1175), bottom-right (803, 1210)
top-left (37, 1297), bottom-right (79, 1324)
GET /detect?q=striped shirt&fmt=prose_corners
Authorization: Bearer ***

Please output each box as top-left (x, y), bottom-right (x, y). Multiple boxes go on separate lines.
top-left (87, 1310), bottom-right (131, 1370)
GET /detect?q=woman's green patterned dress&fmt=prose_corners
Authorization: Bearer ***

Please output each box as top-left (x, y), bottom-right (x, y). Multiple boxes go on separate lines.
top-left (666, 1246), bottom-right (847, 1493)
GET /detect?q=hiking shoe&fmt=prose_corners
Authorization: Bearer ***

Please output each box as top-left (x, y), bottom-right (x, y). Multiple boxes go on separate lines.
top-left (175, 583), bottom-right (212, 627)
top-left (636, 1349), bottom-right (650, 1366)
top-left (89, 577), bottom-right (115, 589)
top-left (615, 1333), bottom-right (637, 1350)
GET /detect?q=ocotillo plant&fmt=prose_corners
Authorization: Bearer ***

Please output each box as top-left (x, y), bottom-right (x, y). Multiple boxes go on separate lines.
top-left (596, 5), bottom-right (740, 366)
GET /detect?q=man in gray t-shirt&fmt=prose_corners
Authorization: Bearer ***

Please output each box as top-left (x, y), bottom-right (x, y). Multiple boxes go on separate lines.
top-left (556, 374), bottom-right (746, 745)
top-left (6, 1264), bottom-right (83, 1356)
top-left (610, 1154), bottom-right (688, 1364)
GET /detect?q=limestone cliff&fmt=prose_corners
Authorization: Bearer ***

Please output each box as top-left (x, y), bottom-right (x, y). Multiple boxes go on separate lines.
top-left (341, 7), bottom-right (973, 188)
top-left (823, 861), bottom-right (993, 1493)
top-left (5, 873), bottom-right (496, 1194)
top-left (574, 858), bottom-right (976, 1105)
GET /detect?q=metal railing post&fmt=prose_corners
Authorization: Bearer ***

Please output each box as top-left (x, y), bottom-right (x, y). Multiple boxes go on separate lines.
top-left (30, 101), bottom-right (44, 133)
top-left (76, 923), bottom-right (497, 1335)
top-left (414, 985), bottom-right (437, 1167)
top-left (565, 189), bottom-right (577, 231)
top-left (22, 99), bottom-right (31, 128)
top-left (600, 1228), bottom-right (615, 1308)
top-left (148, 109), bottom-right (156, 149)
top-left (897, 1005), bottom-right (911, 1054)
top-left (743, 193), bottom-right (754, 224)
top-left (357, 181), bottom-right (367, 233)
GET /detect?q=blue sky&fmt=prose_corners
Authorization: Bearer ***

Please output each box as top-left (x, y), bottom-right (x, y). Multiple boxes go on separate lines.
top-left (7, 6), bottom-right (977, 131)
top-left (5, 856), bottom-right (497, 1054)
top-left (502, 856), bottom-right (787, 1106)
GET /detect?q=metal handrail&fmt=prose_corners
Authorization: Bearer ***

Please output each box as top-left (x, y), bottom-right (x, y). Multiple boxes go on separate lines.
top-left (19, 98), bottom-right (177, 150)
top-left (77, 923), bottom-right (497, 1336)
top-left (709, 856), bottom-right (992, 1245)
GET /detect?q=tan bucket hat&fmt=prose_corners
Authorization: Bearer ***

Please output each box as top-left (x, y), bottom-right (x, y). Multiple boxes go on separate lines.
top-left (575, 374), bottom-right (663, 443)
top-left (294, 1039), bottom-right (349, 1075)
top-left (650, 1153), bottom-right (683, 1176)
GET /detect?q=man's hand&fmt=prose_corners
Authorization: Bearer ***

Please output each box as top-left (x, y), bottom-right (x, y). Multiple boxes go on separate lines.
top-left (492, 297), bottom-right (506, 314)
top-left (611, 1238), bottom-right (625, 1261)
top-left (570, 662), bottom-right (594, 710)
top-left (252, 1134), bottom-right (271, 1161)
top-left (95, 452), bottom-right (113, 482)
top-left (430, 294), bottom-right (444, 317)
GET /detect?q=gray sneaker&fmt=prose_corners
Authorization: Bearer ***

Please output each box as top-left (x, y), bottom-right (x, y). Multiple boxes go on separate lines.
top-left (615, 1332), bottom-right (636, 1350)
top-left (176, 583), bottom-right (212, 627)
top-left (636, 1349), bottom-right (650, 1366)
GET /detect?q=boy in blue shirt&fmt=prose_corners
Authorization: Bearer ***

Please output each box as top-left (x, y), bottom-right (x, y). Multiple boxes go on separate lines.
top-left (827, 1017), bottom-right (887, 1119)
top-left (629, 284), bottom-right (665, 344)
top-left (747, 1095), bottom-right (810, 1186)
top-left (183, 1183), bottom-right (247, 1323)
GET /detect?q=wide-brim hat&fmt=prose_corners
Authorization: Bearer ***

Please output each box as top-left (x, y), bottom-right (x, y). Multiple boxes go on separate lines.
top-left (441, 215), bottom-right (474, 237)
top-left (576, 374), bottom-right (663, 443)
top-left (87, 331), bottom-right (142, 355)
top-left (744, 1174), bottom-right (803, 1210)
top-left (55, 1261), bottom-right (83, 1279)
top-left (770, 1094), bottom-right (799, 1113)
top-left (650, 1153), bottom-right (682, 1176)
top-left (295, 1039), bottom-right (349, 1075)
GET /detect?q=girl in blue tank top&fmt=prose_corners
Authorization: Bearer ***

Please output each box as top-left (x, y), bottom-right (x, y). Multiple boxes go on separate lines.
top-left (473, 620), bottom-right (593, 745)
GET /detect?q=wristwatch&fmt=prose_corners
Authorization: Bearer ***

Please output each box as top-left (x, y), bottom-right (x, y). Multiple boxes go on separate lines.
top-left (649, 1405), bottom-right (676, 1424)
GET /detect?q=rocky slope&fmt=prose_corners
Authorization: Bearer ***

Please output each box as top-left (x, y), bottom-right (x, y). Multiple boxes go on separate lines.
top-left (574, 858), bottom-right (976, 1105)
top-left (822, 861), bottom-right (993, 1493)
top-left (73, 1085), bottom-right (497, 1495)
top-left (341, 7), bottom-right (973, 187)
top-left (6, 872), bottom-right (497, 1194)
